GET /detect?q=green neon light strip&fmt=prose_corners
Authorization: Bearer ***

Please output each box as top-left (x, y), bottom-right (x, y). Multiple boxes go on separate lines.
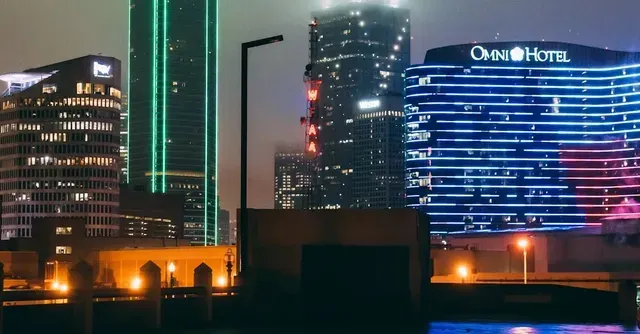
top-left (126, 0), bottom-right (131, 184)
top-left (204, 0), bottom-right (210, 245)
top-left (151, 0), bottom-right (159, 193)
top-left (214, 0), bottom-right (219, 246)
top-left (162, 0), bottom-right (168, 192)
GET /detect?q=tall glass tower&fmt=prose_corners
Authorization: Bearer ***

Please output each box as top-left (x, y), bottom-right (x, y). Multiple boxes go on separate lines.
top-left (129, 0), bottom-right (218, 245)
top-left (313, 3), bottom-right (410, 209)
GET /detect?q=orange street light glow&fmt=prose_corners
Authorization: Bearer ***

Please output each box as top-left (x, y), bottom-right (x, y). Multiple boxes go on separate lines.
top-left (457, 265), bottom-right (469, 278)
top-left (517, 238), bottom-right (529, 249)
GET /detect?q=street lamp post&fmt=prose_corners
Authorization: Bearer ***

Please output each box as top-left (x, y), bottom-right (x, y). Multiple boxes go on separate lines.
top-left (224, 248), bottom-right (235, 289)
top-left (239, 35), bottom-right (284, 281)
top-left (517, 238), bottom-right (528, 284)
top-left (168, 262), bottom-right (176, 288)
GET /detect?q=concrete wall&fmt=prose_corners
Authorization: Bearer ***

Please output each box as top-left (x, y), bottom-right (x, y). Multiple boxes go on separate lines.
top-left (89, 246), bottom-right (237, 288)
top-left (0, 251), bottom-right (38, 279)
top-left (244, 209), bottom-right (430, 316)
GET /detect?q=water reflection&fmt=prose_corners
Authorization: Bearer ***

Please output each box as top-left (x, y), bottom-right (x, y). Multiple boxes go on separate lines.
top-left (428, 322), bottom-right (639, 333)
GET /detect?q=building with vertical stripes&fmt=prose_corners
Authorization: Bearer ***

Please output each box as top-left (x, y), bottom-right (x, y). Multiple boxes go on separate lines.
top-left (128, 0), bottom-right (218, 245)
top-left (405, 42), bottom-right (640, 233)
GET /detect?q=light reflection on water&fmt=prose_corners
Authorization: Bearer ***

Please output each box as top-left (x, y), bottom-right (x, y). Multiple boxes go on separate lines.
top-left (428, 322), bottom-right (639, 334)
top-left (175, 322), bottom-right (640, 334)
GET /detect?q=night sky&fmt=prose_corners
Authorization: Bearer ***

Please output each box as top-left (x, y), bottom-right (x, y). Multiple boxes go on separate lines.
top-left (1, 0), bottom-right (639, 217)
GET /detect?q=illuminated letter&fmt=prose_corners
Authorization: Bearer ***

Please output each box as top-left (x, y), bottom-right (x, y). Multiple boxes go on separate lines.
top-left (307, 89), bottom-right (318, 101)
top-left (308, 124), bottom-right (317, 136)
top-left (470, 45), bottom-right (485, 61)
top-left (307, 142), bottom-right (317, 153)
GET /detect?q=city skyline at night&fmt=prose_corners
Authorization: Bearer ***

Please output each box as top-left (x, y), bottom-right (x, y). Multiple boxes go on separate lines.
top-left (1, 0), bottom-right (639, 218)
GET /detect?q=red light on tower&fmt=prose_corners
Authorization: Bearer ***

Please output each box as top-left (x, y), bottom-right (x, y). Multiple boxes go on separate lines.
top-left (307, 89), bottom-right (318, 101)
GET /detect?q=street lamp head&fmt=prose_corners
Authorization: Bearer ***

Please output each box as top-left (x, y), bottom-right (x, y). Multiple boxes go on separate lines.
top-left (517, 238), bottom-right (529, 249)
top-left (224, 248), bottom-right (235, 263)
top-left (168, 262), bottom-right (176, 273)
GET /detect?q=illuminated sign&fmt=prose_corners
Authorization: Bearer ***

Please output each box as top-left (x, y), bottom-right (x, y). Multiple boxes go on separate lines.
top-left (307, 89), bottom-right (318, 101)
top-left (93, 61), bottom-right (113, 78)
top-left (470, 45), bottom-right (571, 63)
top-left (359, 99), bottom-right (381, 109)
top-left (307, 141), bottom-right (317, 154)
top-left (308, 124), bottom-right (317, 136)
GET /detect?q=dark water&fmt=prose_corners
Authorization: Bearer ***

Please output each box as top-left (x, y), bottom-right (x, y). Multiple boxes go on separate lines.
top-left (171, 322), bottom-right (640, 333)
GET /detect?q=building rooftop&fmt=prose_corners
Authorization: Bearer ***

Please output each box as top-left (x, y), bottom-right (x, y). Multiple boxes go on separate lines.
top-left (0, 72), bottom-right (54, 97)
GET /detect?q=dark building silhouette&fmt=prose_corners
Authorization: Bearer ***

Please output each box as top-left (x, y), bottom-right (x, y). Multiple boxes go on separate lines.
top-left (217, 208), bottom-right (229, 245)
top-left (129, 0), bottom-right (218, 245)
top-left (119, 185), bottom-right (184, 239)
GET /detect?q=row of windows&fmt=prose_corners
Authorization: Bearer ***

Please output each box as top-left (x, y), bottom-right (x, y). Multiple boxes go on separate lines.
top-left (0, 169), bottom-right (118, 180)
top-left (0, 108), bottom-right (119, 122)
top-left (6, 191), bottom-right (117, 203)
top-left (2, 203), bottom-right (117, 215)
top-left (1, 97), bottom-right (121, 112)
top-left (0, 133), bottom-right (118, 144)
top-left (0, 180), bottom-right (118, 192)
top-left (0, 144), bottom-right (118, 158)
top-left (25, 156), bottom-right (117, 167)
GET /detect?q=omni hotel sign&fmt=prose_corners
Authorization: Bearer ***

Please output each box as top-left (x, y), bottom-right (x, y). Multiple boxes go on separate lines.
top-left (470, 45), bottom-right (571, 63)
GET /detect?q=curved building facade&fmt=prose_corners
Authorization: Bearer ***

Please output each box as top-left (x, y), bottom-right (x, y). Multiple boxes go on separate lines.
top-left (405, 42), bottom-right (640, 233)
top-left (0, 55), bottom-right (121, 239)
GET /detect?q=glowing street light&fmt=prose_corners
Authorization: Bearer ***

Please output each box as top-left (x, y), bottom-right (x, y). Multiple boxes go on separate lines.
top-left (130, 277), bottom-right (142, 290)
top-left (517, 238), bottom-right (529, 284)
top-left (168, 262), bottom-right (176, 288)
top-left (457, 265), bottom-right (469, 283)
top-left (216, 276), bottom-right (227, 287)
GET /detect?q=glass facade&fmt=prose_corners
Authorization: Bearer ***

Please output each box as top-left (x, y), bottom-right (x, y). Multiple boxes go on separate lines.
top-left (129, 0), bottom-right (218, 245)
top-left (405, 42), bottom-right (640, 233)
top-left (313, 3), bottom-right (410, 209)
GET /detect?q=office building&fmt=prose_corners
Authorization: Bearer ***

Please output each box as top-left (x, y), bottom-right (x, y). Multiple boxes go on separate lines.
top-left (353, 94), bottom-right (405, 208)
top-left (0, 55), bottom-right (122, 239)
top-left (405, 42), bottom-right (640, 233)
top-left (217, 208), bottom-right (229, 245)
top-left (274, 150), bottom-right (313, 209)
top-left (313, 3), bottom-right (410, 209)
top-left (119, 185), bottom-right (184, 239)
top-left (129, 0), bottom-right (218, 245)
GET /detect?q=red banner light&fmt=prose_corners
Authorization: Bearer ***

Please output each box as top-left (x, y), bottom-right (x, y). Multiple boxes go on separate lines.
top-left (307, 89), bottom-right (318, 101)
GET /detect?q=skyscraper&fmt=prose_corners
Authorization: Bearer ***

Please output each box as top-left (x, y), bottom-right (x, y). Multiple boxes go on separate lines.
top-left (129, 0), bottom-right (218, 245)
top-left (217, 208), bottom-right (229, 245)
top-left (405, 42), bottom-right (640, 232)
top-left (274, 150), bottom-right (313, 209)
top-left (0, 55), bottom-right (122, 239)
top-left (353, 94), bottom-right (405, 209)
top-left (313, 3), bottom-right (410, 209)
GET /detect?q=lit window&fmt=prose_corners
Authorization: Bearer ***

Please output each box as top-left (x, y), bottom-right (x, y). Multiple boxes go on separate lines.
top-left (43, 84), bottom-right (57, 94)
top-left (55, 227), bottom-right (72, 235)
top-left (55, 246), bottom-right (72, 255)
top-left (94, 84), bottom-right (106, 95)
